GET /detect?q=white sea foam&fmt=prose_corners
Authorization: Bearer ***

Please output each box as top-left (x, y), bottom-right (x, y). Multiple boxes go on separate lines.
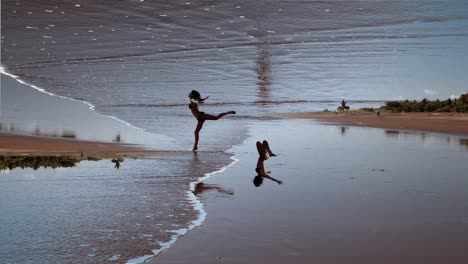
top-left (126, 153), bottom-right (239, 264)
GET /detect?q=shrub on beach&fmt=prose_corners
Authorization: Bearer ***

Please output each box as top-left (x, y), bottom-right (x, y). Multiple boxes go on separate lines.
top-left (382, 93), bottom-right (468, 113)
top-left (337, 106), bottom-right (350, 111)
top-left (338, 100), bottom-right (350, 112)
top-left (359, 107), bottom-right (375, 112)
top-left (454, 93), bottom-right (468, 112)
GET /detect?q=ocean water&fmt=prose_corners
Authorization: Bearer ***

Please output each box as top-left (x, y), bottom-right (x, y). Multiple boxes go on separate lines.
top-left (3, 1), bottom-right (468, 122)
top-left (1, 1), bottom-right (468, 263)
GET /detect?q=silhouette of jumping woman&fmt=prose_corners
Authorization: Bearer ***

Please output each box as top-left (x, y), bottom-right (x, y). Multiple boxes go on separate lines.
top-left (188, 90), bottom-right (236, 151)
top-left (253, 140), bottom-right (282, 187)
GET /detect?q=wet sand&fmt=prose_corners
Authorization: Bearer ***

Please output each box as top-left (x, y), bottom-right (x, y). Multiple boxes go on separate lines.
top-left (149, 120), bottom-right (468, 264)
top-left (0, 133), bottom-right (175, 158)
top-left (281, 112), bottom-right (468, 136)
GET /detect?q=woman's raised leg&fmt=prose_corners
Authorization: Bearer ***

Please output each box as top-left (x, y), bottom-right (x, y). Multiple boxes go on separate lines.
top-left (203, 111), bottom-right (236, 120)
top-left (262, 140), bottom-right (277, 157)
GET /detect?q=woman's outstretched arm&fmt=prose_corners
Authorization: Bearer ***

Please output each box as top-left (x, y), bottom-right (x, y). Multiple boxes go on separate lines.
top-left (264, 174), bottom-right (283, 185)
top-left (199, 96), bottom-right (210, 102)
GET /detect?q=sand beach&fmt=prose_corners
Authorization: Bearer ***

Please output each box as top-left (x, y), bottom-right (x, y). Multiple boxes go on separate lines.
top-left (281, 112), bottom-right (468, 136)
top-left (0, 133), bottom-right (155, 158)
top-left (2, 1), bottom-right (468, 263)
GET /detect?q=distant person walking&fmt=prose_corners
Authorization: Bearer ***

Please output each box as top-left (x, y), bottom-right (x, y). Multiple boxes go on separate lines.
top-left (253, 140), bottom-right (282, 187)
top-left (188, 90), bottom-right (236, 151)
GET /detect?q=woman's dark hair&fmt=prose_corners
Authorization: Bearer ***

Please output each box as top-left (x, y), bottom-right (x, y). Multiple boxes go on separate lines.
top-left (189, 90), bottom-right (202, 100)
top-left (253, 175), bottom-right (263, 187)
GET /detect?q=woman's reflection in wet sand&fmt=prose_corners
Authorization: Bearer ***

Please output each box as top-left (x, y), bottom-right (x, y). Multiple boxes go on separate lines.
top-left (193, 182), bottom-right (234, 197)
top-left (191, 152), bottom-right (234, 197)
top-left (253, 140), bottom-right (282, 187)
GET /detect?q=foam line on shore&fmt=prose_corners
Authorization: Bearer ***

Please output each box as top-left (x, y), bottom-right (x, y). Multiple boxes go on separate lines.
top-left (126, 153), bottom-right (240, 264)
top-left (0, 67), bottom-right (144, 132)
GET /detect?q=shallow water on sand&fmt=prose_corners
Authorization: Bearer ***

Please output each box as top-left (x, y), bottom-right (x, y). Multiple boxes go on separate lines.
top-left (154, 120), bottom-right (468, 264)
top-left (0, 74), bottom-right (177, 149)
top-left (0, 152), bottom-right (232, 264)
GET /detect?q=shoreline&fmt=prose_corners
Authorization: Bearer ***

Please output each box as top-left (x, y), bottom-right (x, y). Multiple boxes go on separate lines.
top-left (0, 133), bottom-right (182, 158)
top-left (128, 154), bottom-right (239, 264)
top-left (279, 112), bottom-right (468, 136)
top-left (2, 111), bottom-right (466, 159)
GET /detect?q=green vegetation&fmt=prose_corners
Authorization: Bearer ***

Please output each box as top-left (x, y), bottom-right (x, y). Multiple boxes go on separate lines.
top-left (382, 93), bottom-right (468, 113)
top-left (0, 156), bottom-right (81, 171)
top-left (460, 139), bottom-right (468, 148)
top-left (61, 130), bottom-right (77, 138)
top-left (358, 107), bottom-right (376, 112)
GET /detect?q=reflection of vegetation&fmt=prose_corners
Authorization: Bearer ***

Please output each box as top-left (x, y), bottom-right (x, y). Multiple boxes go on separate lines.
top-left (113, 134), bottom-right (121, 143)
top-left (384, 130), bottom-right (400, 138)
top-left (384, 130), bottom-right (429, 140)
top-left (340, 126), bottom-right (349, 135)
top-left (0, 123), bottom-right (78, 139)
top-left (0, 156), bottom-right (99, 171)
top-left (383, 93), bottom-right (468, 113)
top-left (460, 139), bottom-right (468, 148)
top-left (385, 130), bottom-right (400, 135)
top-left (0, 156), bottom-right (137, 172)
